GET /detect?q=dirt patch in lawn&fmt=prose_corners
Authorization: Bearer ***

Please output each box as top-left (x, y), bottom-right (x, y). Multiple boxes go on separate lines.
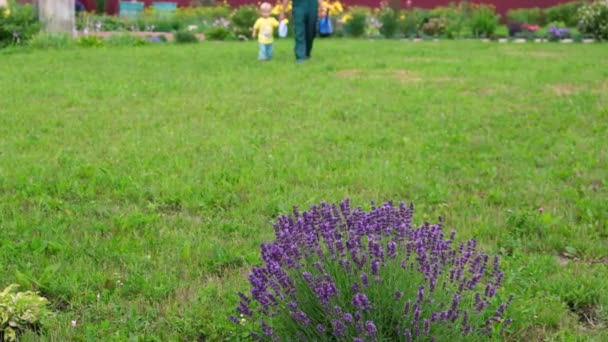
top-left (336, 69), bottom-right (459, 84)
top-left (502, 50), bottom-right (565, 58)
top-left (552, 83), bottom-right (581, 96)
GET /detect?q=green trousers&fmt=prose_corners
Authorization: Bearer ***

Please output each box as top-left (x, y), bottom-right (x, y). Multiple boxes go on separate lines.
top-left (292, 0), bottom-right (318, 60)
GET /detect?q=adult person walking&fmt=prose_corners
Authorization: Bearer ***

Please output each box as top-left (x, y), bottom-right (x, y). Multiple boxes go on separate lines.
top-left (280, 0), bottom-right (323, 63)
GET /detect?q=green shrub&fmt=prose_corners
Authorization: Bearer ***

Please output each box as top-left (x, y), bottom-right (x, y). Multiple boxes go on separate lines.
top-left (204, 26), bottom-right (232, 40)
top-left (506, 7), bottom-right (546, 26)
top-left (0, 1), bottom-right (41, 48)
top-left (344, 7), bottom-right (368, 37)
top-left (76, 13), bottom-right (128, 31)
top-left (28, 32), bottom-right (74, 49)
top-left (378, 8), bottom-right (399, 38)
top-left (546, 1), bottom-right (586, 27)
top-left (469, 5), bottom-right (498, 38)
top-left (421, 17), bottom-right (446, 37)
top-left (231, 5), bottom-right (258, 38)
top-left (399, 8), bottom-right (429, 37)
top-left (174, 29), bottom-right (199, 43)
top-left (105, 33), bottom-right (149, 46)
top-left (0, 284), bottom-right (52, 342)
top-left (429, 5), bottom-right (467, 38)
top-left (76, 34), bottom-right (105, 47)
top-left (577, 1), bottom-right (608, 40)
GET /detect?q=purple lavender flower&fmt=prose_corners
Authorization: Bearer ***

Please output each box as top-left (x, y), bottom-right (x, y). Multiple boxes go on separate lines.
top-left (261, 320), bottom-right (273, 337)
top-left (395, 291), bottom-right (404, 300)
top-left (417, 285), bottom-right (425, 303)
top-left (365, 320), bottom-right (377, 336)
top-left (229, 315), bottom-right (239, 324)
top-left (344, 313), bottom-right (354, 323)
top-left (353, 293), bottom-right (372, 311)
top-left (403, 300), bottom-right (411, 317)
top-left (405, 329), bottom-right (412, 342)
top-left (316, 324), bottom-right (325, 333)
top-left (371, 259), bottom-right (381, 276)
top-left (354, 338), bottom-right (364, 342)
top-left (332, 320), bottom-right (346, 337)
top-left (361, 273), bottom-right (369, 288)
top-left (387, 240), bottom-right (397, 258)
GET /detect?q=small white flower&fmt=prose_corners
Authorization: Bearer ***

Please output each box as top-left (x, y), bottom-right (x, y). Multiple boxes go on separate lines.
top-left (71, 320), bottom-right (77, 328)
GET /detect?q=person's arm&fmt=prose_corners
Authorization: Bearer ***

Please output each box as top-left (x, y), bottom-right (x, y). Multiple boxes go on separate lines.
top-left (318, 0), bottom-right (326, 18)
top-left (280, 0), bottom-right (289, 21)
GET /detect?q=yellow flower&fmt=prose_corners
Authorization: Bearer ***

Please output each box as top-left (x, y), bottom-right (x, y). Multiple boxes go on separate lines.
top-left (400, 14), bottom-right (406, 20)
top-left (341, 13), bottom-right (352, 23)
top-left (1, 5), bottom-right (9, 17)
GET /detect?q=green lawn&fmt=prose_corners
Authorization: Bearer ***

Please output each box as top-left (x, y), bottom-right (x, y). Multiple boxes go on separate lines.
top-left (1, 40), bottom-right (607, 341)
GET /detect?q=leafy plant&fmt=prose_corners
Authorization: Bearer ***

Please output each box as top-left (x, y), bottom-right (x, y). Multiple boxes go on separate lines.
top-left (506, 8), bottom-right (546, 26)
top-left (232, 199), bottom-right (513, 341)
top-left (174, 30), bottom-right (199, 43)
top-left (429, 5), bottom-right (467, 38)
top-left (204, 26), bottom-right (232, 40)
top-left (546, 1), bottom-right (586, 27)
top-left (421, 17), bottom-right (446, 37)
top-left (469, 5), bottom-right (498, 38)
top-left (0, 284), bottom-right (52, 342)
top-left (0, 1), bottom-right (40, 48)
top-left (105, 33), bottom-right (148, 47)
top-left (28, 33), bottom-right (74, 49)
top-left (577, 0), bottom-right (608, 40)
top-left (344, 7), bottom-right (368, 38)
top-left (76, 34), bottom-right (105, 47)
top-left (547, 21), bottom-right (571, 41)
top-left (399, 9), bottom-right (428, 37)
top-left (378, 7), bottom-right (399, 38)
top-left (231, 5), bottom-right (258, 38)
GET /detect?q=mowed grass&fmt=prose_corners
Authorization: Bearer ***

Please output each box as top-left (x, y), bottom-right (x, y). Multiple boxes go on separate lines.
top-left (0, 40), bottom-right (607, 341)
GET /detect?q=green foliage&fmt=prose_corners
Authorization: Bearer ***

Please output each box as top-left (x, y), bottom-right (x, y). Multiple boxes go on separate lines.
top-left (469, 5), bottom-right (498, 38)
top-left (506, 7), bottom-right (546, 26)
top-left (204, 26), bottom-right (232, 41)
top-left (0, 1), bottom-right (40, 48)
top-left (76, 34), bottom-right (105, 47)
top-left (0, 41), bottom-right (608, 340)
top-left (174, 30), bottom-right (199, 43)
top-left (378, 8), bottom-right (399, 38)
top-left (344, 7), bottom-right (368, 37)
top-left (399, 9), bottom-right (428, 37)
top-left (76, 13), bottom-right (128, 31)
top-left (28, 33), bottom-right (74, 49)
top-left (577, 1), bottom-right (608, 40)
top-left (105, 33), bottom-right (149, 47)
top-left (231, 5), bottom-right (258, 38)
top-left (546, 1), bottom-right (586, 27)
top-left (0, 284), bottom-right (52, 342)
top-left (421, 17), bottom-right (447, 37)
top-left (429, 5), bottom-right (468, 38)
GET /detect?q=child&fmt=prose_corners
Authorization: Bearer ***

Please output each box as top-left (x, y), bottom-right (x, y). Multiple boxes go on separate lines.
top-left (252, 3), bottom-right (280, 61)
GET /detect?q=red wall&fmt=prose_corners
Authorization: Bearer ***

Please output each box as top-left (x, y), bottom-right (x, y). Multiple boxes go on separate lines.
top-left (84, 0), bottom-right (574, 16)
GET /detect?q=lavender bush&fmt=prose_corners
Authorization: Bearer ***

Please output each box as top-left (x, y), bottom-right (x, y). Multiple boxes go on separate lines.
top-left (232, 199), bottom-right (513, 341)
top-left (547, 25), bottom-right (571, 41)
